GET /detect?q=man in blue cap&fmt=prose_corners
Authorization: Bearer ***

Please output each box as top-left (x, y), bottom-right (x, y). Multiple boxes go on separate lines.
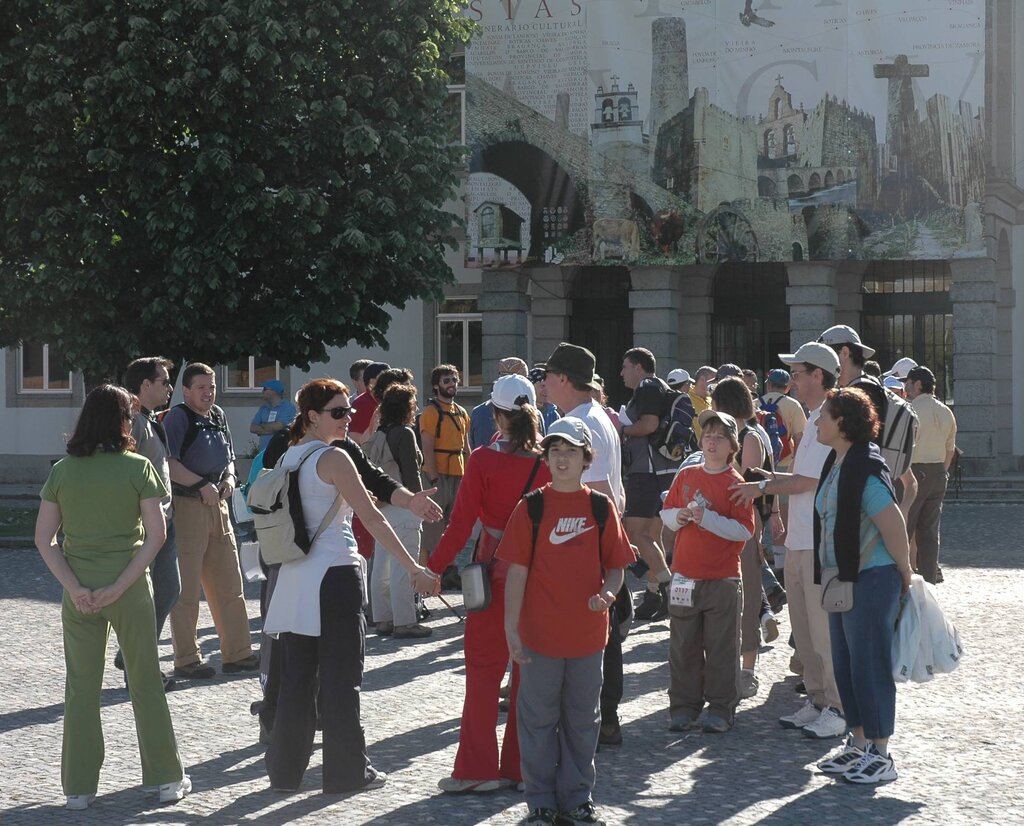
top-left (250, 378), bottom-right (297, 453)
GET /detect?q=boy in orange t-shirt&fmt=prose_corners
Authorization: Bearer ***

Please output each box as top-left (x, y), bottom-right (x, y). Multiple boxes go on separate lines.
top-left (661, 410), bottom-right (756, 734)
top-left (499, 417), bottom-right (635, 826)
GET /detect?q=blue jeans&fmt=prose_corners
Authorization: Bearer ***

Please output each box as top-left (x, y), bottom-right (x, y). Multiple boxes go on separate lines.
top-left (829, 564), bottom-right (901, 739)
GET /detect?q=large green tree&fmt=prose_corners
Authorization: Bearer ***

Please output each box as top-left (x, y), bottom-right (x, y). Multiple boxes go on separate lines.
top-left (0, 0), bottom-right (471, 377)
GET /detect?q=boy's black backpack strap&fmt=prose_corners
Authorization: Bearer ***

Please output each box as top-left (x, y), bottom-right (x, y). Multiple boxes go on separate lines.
top-left (525, 488), bottom-right (545, 551)
top-left (589, 490), bottom-right (610, 542)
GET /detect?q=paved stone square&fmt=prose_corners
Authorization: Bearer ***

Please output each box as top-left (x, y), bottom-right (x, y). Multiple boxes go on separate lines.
top-left (0, 503), bottom-right (1021, 825)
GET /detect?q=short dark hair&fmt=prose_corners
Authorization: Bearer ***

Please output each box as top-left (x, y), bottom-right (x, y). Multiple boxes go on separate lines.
top-left (66, 384), bottom-right (137, 457)
top-left (624, 347), bottom-right (656, 375)
top-left (804, 362), bottom-right (837, 390)
top-left (701, 418), bottom-right (740, 463)
top-left (430, 364), bottom-right (459, 389)
top-left (123, 357), bottom-right (173, 395)
top-left (378, 383), bottom-right (417, 429)
top-left (182, 362), bottom-right (215, 388)
top-left (711, 376), bottom-right (755, 421)
top-left (349, 359), bottom-right (372, 382)
top-left (373, 367), bottom-right (414, 401)
top-left (823, 387), bottom-right (880, 444)
top-left (863, 360), bottom-right (881, 378)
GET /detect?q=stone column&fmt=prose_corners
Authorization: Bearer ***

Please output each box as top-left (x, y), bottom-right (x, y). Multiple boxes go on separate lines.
top-left (949, 256), bottom-right (1000, 474)
top-left (678, 265), bottom-right (715, 368)
top-left (785, 262), bottom-right (839, 350)
top-left (629, 267), bottom-right (680, 370)
top-left (480, 269), bottom-right (530, 396)
top-left (529, 266), bottom-right (572, 365)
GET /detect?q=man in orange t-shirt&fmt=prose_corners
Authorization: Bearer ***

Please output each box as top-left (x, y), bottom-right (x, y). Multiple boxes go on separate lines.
top-left (499, 417), bottom-right (634, 826)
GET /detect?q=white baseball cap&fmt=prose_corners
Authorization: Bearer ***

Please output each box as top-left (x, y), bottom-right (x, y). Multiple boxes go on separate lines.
top-left (541, 416), bottom-right (592, 449)
top-left (884, 357), bottom-right (918, 379)
top-left (490, 374), bottom-right (536, 412)
top-left (667, 368), bottom-right (692, 387)
top-left (817, 324), bottom-right (876, 359)
top-left (778, 342), bottom-right (841, 376)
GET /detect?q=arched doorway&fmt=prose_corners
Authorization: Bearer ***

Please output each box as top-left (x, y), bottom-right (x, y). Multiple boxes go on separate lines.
top-left (711, 263), bottom-right (789, 381)
top-left (860, 261), bottom-right (953, 401)
top-left (567, 266), bottom-right (633, 408)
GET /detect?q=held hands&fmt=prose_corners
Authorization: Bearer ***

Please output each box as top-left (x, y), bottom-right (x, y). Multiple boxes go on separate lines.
top-left (411, 566), bottom-right (440, 596)
top-left (68, 582), bottom-right (122, 614)
top-left (218, 479), bottom-right (235, 501)
top-left (678, 505), bottom-right (704, 526)
top-left (506, 626), bottom-right (531, 665)
top-left (410, 489), bottom-right (443, 523)
top-left (588, 590), bottom-right (616, 612)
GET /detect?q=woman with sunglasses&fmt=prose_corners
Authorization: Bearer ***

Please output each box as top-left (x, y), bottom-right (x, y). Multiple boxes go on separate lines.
top-left (34, 384), bottom-right (189, 810)
top-left (263, 378), bottom-right (439, 794)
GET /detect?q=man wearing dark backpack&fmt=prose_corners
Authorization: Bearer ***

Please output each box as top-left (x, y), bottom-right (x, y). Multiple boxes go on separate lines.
top-left (420, 364), bottom-right (471, 568)
top-left (164, 363), bottom-right (256, 679)
top-left (818, 326), bottom-right (918, 517)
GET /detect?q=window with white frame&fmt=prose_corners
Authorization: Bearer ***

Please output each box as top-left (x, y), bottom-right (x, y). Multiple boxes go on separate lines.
top-left (225, 356), bottom-right (280, 391)
top-left (437, 298), bottom-right (482, 389)
top-left (18, 343), bottom-right (72, 393)
top-left (446, 51), bottom-right (466, 144)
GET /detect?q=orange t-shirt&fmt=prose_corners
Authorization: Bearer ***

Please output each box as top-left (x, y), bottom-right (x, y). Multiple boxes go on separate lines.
top-left (419, 399), bottom-right (469, 476)
top-left (665, 465), bottom-right (755, 580)
top-left (497, 485), bottom-right (636, 659)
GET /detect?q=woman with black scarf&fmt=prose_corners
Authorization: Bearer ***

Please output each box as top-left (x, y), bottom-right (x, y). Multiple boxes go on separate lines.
top-left (812, 388), bottom-right (912, 785)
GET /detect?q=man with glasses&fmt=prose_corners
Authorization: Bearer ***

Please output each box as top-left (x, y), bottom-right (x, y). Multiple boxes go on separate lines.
top-left (420, 364), bottom-right (470, 564)
top-left (118, 357), bottom-right (180, 690)
top-left (730, 343), bottom-right (847, 740)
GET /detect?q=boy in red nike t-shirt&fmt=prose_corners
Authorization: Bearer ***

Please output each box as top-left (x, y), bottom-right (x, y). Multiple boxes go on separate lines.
top-left (661, 410), bottom-right (756, 734)
top-left (498, 417), bottom-right (635, 826)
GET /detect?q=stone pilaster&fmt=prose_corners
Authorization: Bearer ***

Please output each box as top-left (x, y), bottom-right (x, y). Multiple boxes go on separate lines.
top-left (678, 265), bottom-right (715, 368)
top-left (629, 267), bottom-right (680, 370)
top-left (949, 257), bottom-right (1000, 474)
top-left (785, 262), bottom-right (839, 350)
top-left (528, 266), bottom-right (572, 365)
top-left (480, 269), bottom-right (530, 396)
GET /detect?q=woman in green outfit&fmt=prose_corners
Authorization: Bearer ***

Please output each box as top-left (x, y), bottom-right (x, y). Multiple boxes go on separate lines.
top-left (34, 384), bottom-right (191, 810)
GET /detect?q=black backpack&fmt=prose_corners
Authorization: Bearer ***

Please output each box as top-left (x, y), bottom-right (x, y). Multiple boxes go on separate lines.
top-left (172, 403), bottom-right (228, 461)
top-left (651, 388), bottom-right (698, 464)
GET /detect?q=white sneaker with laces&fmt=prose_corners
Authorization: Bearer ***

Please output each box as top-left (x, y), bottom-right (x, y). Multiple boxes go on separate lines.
top-left (159, 775), bottom-right (192, 804)
top-left (760, 611), bottom-right (780, 643)
top-left (66, 795), bottom-right (95, 810)
top-left (779, 699), bottom-right (820, 730)
top-left (801, 706), bottom-right (846, 739)
top-left (738, 669), bottom-right (759, 699)
top-left (842, 744), bottom-right (898, 784)
top-left (817, 735), bottom-right (865, 774)
top-left (437, 776), bottom-right (503, 793)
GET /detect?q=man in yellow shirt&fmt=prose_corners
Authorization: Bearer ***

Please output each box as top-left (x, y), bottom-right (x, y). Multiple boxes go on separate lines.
top-left (903, 366), bottom-right (957, 584)
top-left (689, 366), bottom-right (715, 439)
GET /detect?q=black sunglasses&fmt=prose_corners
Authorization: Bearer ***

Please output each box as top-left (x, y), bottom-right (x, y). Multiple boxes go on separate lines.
top-left (322, 406), bottom-right (354, 419)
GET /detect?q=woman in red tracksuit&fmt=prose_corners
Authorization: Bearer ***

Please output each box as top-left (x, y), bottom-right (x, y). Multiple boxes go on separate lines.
top-left (429, 374), bottom-right (551, 794)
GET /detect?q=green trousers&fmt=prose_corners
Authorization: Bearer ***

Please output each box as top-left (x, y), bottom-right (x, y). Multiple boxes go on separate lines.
top-left (61, 574), bottom-right (183, 795)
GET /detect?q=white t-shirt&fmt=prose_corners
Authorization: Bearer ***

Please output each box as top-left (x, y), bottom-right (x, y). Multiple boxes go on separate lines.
top-left (565, 400), bottom-right (624, 511)
top-left (786, 405), bottom-right (834, 552)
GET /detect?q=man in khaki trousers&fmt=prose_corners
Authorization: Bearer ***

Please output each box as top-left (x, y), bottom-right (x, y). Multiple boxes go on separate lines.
top-left (164, 363), bottom-right (256, 679)
top-left (732, 342), bottom-right (847, 739)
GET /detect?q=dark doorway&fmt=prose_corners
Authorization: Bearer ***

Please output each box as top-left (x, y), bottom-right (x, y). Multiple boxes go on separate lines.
top-left (861, 261), bottom-right (953, 401)
top-left (711, 263), bottom-right (790, 384)
top-left (567, 266), bottom-right (633, 408)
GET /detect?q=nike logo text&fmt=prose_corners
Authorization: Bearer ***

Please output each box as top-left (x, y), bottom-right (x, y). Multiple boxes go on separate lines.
top-left (549, 517), bottom-right (594, 545)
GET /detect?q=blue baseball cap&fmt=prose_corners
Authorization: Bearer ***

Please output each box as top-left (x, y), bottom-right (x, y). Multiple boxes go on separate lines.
top-left (766, 369), bottom-right (790, 387)
top-left (261, 379), bottom-right (285, 394)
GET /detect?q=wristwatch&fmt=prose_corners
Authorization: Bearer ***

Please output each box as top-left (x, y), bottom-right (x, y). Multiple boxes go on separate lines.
top-left (757, 478), bottom-right (769, 494)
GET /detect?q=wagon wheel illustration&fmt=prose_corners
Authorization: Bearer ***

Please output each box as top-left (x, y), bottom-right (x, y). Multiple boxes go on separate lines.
top-left (695, 205), bottom-right (759, 263)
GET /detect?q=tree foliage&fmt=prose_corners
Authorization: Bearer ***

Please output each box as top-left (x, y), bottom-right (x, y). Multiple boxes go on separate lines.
top-left (0, 0), bottom-right (472, 377)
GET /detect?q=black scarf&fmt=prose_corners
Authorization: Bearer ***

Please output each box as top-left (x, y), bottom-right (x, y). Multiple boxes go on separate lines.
top-left (812, 440), bottom-right (895, 584)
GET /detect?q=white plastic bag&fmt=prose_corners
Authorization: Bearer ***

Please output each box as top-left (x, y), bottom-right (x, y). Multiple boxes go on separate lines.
top-left (239, 541), bottom-right (265, 582)
top-left (892, 574), bottom-right (963, 683)
top-left (914, 575), bottom-right (964, 675)
top-left (892, 591), bottom-right (921, 683)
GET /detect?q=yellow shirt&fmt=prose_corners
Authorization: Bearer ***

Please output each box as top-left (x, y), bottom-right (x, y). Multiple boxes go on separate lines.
top-left (910, 393), bottom-right (956, 464)
top-left (689, 389), bottom-right (710, 439)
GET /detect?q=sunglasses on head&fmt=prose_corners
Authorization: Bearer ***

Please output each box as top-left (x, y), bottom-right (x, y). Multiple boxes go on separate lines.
top-left (322, 406), bottom-right (354, 419)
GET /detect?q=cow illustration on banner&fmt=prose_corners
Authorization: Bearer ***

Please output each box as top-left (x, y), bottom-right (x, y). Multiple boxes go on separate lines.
top-left (463, 0), bottom-right (986, 267)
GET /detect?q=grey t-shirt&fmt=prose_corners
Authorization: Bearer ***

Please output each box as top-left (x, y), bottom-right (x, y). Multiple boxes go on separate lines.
top-left (164, 404), bottom-right (235, 479)
top-left (131, 410), bottom-right (173, 518)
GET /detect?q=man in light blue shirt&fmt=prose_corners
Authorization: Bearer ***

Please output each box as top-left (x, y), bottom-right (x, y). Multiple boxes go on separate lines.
top-left (250, 379), bottom-right (296, 452)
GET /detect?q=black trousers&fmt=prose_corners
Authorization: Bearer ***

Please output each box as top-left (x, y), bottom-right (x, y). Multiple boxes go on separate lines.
top-left (600, 583), bottom-right (630, 724)
top-left (265, 565), bottom-right (370, 792)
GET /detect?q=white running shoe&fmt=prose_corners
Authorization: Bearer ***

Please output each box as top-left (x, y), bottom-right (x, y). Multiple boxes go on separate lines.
top-left (802, 706), bottom-right (846, 739)
top-left (779, 699), bottom-right (820, 730)
top-left (817, 735), bottom-right (865, 774)
top-left (159, 775), bottom-right (192, 804)
top-left (760, 611), bottom-right (780, 643)
top-left (738, 669), bottom-right (759, 699)
top-left (437, 777), bottom-right (503, 793)
top-left (65, 795), bottom-right (95, 810)
top-left (843, 744), bottom-right (898, 784)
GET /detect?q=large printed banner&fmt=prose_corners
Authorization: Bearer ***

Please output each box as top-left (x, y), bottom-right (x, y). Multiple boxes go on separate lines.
top-left (463, 0), bottom-right (986, 266)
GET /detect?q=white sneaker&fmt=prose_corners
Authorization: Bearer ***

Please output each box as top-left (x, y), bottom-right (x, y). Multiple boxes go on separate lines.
top-left (779, 699), bottom-right (819, 730)
top-left (843, 744), bottom-right (898, 784)
top-left (801, 706), bottom-right (847, 739)
top-left (437, 776), bottom-right (503, 793)
top-left (65, 795), bottom-right (94, 810)
top-left (817, 735), bottom-right (865, 774)
top-left (159, 775), bottom-right (192, 804)
top-left (760, 611), bottom-right (780, 643)
top-left (738, 669), bottom-right (759, 699)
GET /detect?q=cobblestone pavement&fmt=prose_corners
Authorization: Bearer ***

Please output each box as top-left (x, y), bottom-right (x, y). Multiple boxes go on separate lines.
top-left (1, 503), bottom-right (1021, 825)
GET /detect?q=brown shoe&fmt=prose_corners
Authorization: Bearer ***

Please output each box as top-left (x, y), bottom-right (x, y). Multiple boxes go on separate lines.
top-left (392, 623), bottom-right (432, 639)
top-left (223, 654), bottom-right (260, 673)
top-left (174, 660), bottom-right (216, 679)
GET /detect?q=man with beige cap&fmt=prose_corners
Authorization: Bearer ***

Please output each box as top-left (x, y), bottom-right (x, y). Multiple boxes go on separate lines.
top-left (731, 342), bottom-right (846, 739)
